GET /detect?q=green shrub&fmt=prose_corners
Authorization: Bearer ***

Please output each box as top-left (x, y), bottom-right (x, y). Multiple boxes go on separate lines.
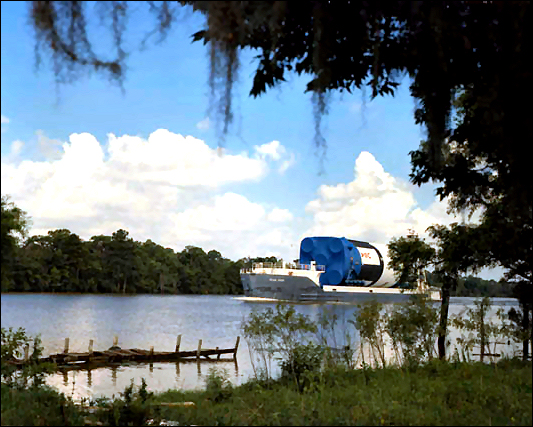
top-left (102, 378), bottom-right (157, 426)
top-left (279, 342), bottom-right (325, 391)
top-left (353, 300), bottom-right (388, 367)
top-left (242, 303), bottom-right (318, 381)
top-left (451, 296), bottom-right (515, 362)
top-left (386, 294), bottom-right (440, 366)
top-left (204, 367), bottom-right (233, 403)
top-left (1, 382), bottom-right (84, 426)
top-left (1, 327), bottom-right (55, 389)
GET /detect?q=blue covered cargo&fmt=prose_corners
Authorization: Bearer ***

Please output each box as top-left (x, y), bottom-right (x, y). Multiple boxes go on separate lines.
top-left (299, 237), bottom-right (384, 286)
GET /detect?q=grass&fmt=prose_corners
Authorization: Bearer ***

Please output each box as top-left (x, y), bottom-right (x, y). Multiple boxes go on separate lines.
top-left (1, 383), bottom-right (85, 426)
top-left (1, 358), bottom-right (531, 425)
top-left (149, 358), bottom-right (532, 426)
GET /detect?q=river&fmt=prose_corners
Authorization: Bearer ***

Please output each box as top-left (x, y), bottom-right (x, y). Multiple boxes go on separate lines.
top-left (0, 293), bottom-right (522, 401)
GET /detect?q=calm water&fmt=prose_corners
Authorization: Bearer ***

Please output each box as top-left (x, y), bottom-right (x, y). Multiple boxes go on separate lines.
top-left (1, 293), bottom-right (521, 400)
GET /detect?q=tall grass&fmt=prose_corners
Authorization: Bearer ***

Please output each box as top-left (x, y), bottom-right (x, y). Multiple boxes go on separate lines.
top-left (151, 358), bottom-right (531, 426)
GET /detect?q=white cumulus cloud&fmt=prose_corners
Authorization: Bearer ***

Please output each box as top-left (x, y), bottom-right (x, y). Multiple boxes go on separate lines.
top-left (1, 129), bottom-right (298, 260)
top-left (302, 151), bottom-right (466, 280)
top-left (105, 129), bottom-right (273, 187)
top-left (254, 140), bottom-right (285, 161)
top-left (196, 117), bottom-right (210, 131)
top-left (267, 208), bottom-right (294, 223)
top-left (1, 114), bottom-right (10, 132)
top-left (2, 130), bottom-right (476, 270)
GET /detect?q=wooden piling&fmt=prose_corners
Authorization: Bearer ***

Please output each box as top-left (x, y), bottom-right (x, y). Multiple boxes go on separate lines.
top-left (150, 346), bottom-right (154, 359)
top-left (64, 338), bottom-right (69, 354)
top-left (233, 336), bottom-right (240, 361)
top-left (88, 340), bottom-right (94, 353)
top-left (197, 339), bottom-right (202, 360)
top-left (216, 347), bottom-right (220, 360)
top-left (113, 336), bottom-right (118, 347)
top-left (175, 335), bottom-right (182, 353)
top-left (24, 344), bottom-right (30, 361)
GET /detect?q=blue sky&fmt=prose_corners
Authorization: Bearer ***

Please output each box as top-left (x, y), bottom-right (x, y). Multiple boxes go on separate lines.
top-left (0, 2), bottom-right (501, 280)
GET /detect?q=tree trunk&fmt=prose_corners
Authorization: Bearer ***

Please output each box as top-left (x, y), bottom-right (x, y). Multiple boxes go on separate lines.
top-left (522, 304), bottom-right (530, 361)
top-left (480, 299), bottom-right (486, 362)
top-left (438, 279), bottom-right (452, 360)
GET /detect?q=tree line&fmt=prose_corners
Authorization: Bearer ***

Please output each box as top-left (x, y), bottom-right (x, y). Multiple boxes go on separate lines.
top-left (430, 273), bottom-right (514, 299)
top-left (1, 197), bottom-right (245, 295)
top-left (1, 195), bottom-right (519, 298)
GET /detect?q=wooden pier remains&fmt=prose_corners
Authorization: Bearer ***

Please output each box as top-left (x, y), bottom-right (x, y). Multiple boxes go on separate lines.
top-left (7, 335), bottom-right (240, 371)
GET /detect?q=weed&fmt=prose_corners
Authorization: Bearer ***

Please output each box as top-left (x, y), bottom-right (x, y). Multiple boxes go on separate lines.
top-left (204, 367), bottom-right (233, 403)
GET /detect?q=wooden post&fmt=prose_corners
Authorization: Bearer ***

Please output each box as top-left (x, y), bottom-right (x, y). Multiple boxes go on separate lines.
top-left (113, 336), bottom-right (119, 347)
top-left (233, 336), bottom-right (240, 361)
top-left (197, 339), bottom-right (202, 360)
top-left (150, 346), bottom-right (154, 359)
top-left (216, 346), bottom-right (220, 360)
top-left (175, 335), bottom-right (182, 353)
top-left (64, 338), bottom-right (70, 354)
top-left (88, 339), bottom-right (94, 353)
top-left (24, 344), bottom-right (30, 361)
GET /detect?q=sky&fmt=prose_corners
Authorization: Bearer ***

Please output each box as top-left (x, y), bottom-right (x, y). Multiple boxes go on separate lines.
top-left (0, 2), bottom-right (502, 280)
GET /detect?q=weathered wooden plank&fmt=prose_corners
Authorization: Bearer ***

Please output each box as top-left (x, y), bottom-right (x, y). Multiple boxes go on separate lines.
top-left (9, 339), bottom-right (239, 370)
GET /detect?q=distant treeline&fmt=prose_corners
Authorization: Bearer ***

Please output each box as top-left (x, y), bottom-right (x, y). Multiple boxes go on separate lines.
top-left (1, 228), bottom-right (246, 295)
top-left (0, 195), bottom-right (515, 297)
top-left (1, 227), bottom-right (515, 297)
top-left (426, 272), bottom-right (515, 298)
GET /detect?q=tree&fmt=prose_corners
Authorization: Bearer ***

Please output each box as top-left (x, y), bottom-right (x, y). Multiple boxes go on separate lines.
top-left (29, 2), bottom-right (531, 150)
top-left (387, 230), bottom-right (435, 287)
top-left (87, 234), bottom-right (113, 292)
top-left (411, 81), bottom-right (533, 359)
top-left (106, 229), bottom-right (141, 293)
top-left (44, 229), bottom-right (90, 291)
top-left (0, 198), bottom-right (245, 295)
top-left (1, 196), bottom-right (30, 291)
top-left (410, 84), bottom-right (532, 360)
top-left (427, 222), bottom-right (483, 359)
top-left (387, 224), bottom-right (503, 360)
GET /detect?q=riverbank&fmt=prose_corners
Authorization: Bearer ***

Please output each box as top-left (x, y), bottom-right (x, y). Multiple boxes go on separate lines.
top-left (2, 358), bottom-right (531, 426)
top-left (153, 359), bottom-right (533, 426)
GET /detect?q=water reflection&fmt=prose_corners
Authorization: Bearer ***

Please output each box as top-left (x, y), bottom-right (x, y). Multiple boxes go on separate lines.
top-left (0, 294), bottom-right (523, 400)
top-left (111, 366), bottom-right (118, 387)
